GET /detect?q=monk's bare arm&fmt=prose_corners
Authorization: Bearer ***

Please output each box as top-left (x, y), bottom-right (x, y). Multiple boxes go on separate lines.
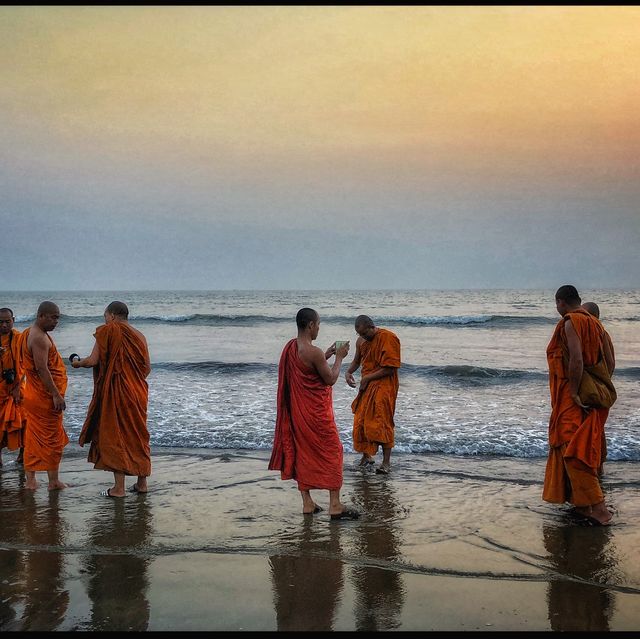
top-left (31, 334), bottom-right (66, 411)
top-left (564, 319), bottom-right (587, 409)
top-left (72, 341), bottom-right (99, 368)
top-left (345, 337), bottom-right (363, 387)
top-left (311, 343), bottom-right (348, 386)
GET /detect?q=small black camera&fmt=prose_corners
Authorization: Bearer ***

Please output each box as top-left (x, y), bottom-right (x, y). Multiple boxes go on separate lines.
top-left (2, 368), bottom-right (16, 385)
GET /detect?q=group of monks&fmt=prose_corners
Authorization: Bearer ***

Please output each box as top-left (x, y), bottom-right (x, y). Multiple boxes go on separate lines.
top-left (269, 286), bottom-right (617, 527)
top-left (0, 301), bottom-right (151, 497)
top-left (0, 286), bottom-right (617, 526)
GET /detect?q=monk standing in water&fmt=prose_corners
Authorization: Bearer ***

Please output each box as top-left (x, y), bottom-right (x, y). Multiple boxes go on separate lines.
top-left (345, 315), bottom-right (401, 475)
top-left (73, 301), bottom-right (151, 498)
top-left (543, 285), bottom-right (615, 525)
top-left (0, 308), bottom-right (26, 466)
top-left (269, 307), bottom-right (359, 519)
top-left (21, 301), bottom-right (69, 490)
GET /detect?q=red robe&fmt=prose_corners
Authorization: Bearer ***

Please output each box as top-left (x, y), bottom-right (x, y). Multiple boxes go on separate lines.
top-left (0, 329), bottom-right (25, 450)
top-left (543, 308), bottom-right (610, 506)
top-left (269, 339), bottom-right (343, 491)
top-left (78, 322), bottom-right (151, 477)
top-left (21, 328), bottom-right (69, 471)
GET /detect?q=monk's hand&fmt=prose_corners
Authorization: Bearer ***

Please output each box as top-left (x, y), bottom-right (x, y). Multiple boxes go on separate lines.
top-left (71, 359), bottom-right (81, 369)
top-left (52, 393), bottom-right (66, 412)
top-left (325, 343), bottom-right (336, 359)
top-left (359, 376), bottom-right (370, 392)
top-left (336, 341), bottom-right (350, 359)
top-left (10, 387), bottom-right (21, 405)
top-left (571, 393), bottom-right (591, 410)
top-left (345, 371), bottom-right (357, 387)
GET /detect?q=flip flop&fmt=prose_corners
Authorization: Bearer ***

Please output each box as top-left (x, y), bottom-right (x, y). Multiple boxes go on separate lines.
top-left (101, 489), bottom-right (124, 499)
top-left (330, 508), bottom-right (360, 521)
top-left (584, 514), bottom-right (613, 527)
top-left (303, 505), bottom-right (324, 515)
top-left (376, 465), bottom-right (390, 475)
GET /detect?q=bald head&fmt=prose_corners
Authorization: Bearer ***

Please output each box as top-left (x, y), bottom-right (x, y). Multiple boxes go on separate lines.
top-left (106, 301), bottom-right (129, 319)
top-left (582, 301), bottom-right (600, 319)
top-left (296, 307), bottom-right (318, 330)
top-left (354, 315), bottom-right (374, 330)
top-left (37, 301), bottom-right (59, 317)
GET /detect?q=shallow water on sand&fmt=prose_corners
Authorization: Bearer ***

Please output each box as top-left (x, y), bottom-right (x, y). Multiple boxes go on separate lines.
top-left (1, 447), bottom-right (639, 631)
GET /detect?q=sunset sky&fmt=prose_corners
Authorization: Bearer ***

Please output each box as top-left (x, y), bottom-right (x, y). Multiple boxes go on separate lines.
top-left (2, 5), bottom-right (639, 290)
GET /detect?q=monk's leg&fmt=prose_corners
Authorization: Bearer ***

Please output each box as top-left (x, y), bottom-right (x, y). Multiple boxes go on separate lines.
top-left (47, 467), bottom-right (68, 491)
top-left (133, 475), bottom-right (148, 493)
top-left (25, 470), bottom-right (39, 490)
top-left (328, 489), bottom-right (345, 515)
top-left (381, 446), bottom-right (391, 468)
top-left (108, 471), bottom-right (126, 497)
top-left (565, 458), bottom-right (611, 525)
top-left (16, 447), bottom-right (24, 464)
top-left (300, 489), bottom-right (321, 514)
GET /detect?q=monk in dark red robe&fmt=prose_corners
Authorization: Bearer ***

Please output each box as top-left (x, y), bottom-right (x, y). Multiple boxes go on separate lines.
top-left (269, 307), bottom-right (359, 519)
top-left (21, 302), bottom-right (69, 491)
top-left (543, 285), bottom-right (614, 525)
top-left (75, 301), bottom-right (151, 498)
top-left (345, 315), bottom-right (401, 474)
top-left (0, 308), bottom-right (26, 466)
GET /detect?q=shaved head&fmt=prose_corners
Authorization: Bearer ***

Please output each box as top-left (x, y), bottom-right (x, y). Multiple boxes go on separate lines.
top-left (296, 307), bottom-right (318, 330)
top-left (355, 315), bottom-right (374, 329)
top-left (37, 301), bottom-right (59, 317)
top-left (582, 301), bottom-right (600, 319)
top-left (555, 285), bottom-right (581, 305)
top-left (106, 301), bottom-right (129, 318)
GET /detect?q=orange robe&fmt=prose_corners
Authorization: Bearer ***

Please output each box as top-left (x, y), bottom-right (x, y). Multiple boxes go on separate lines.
top-left (352, 328), bottom-right (401, 456)
top-left (543, 309), bottom-right (609, 506)
top-left (20, 328), bottom-right (69, 471)
top-left (78, 322), bottom-right (151, 477)
top-left (0, 328), bottom-right (26, 450)
top-left (269, 339), bottom-right (343, 491)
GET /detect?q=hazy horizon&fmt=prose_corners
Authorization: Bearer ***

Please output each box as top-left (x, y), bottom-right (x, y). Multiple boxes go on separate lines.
top-left (2, 6), bottom-right (639, 291)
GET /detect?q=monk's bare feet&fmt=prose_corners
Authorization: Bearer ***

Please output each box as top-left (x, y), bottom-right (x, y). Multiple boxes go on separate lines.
top-left (48, 480), bottom-right (68, 491)
top-left (25, 479), bottom-right (39, 490)
top-left (131, 478), bottom-right (148, 494)
top-left (358, 454), bottom-right (375, 467)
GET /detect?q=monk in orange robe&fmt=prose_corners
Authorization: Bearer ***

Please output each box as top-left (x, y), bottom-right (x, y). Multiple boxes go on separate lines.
top-left (20, 301), bottom-right (69, 491)
top-left (74, 301), bottom-right (151, 498)
top-left (542, 285), bottom-right (615, 525)
top-left (269, 307), bottom-right (359, 519)
top-left (0, 307), bottom-right (26, 466)
top-left (345, 315), bottom-right (401, 475)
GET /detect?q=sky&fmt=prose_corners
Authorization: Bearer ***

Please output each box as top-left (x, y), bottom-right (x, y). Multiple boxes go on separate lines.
top-left (1, 5), bottom-right (639, 290)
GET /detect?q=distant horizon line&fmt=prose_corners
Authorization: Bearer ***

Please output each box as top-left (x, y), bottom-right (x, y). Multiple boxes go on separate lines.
top-left (1, 286), bottom-right (636, 294)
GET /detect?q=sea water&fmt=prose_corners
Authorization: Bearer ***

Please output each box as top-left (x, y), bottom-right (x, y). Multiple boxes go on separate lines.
top-left (4, 289), bottom-right (639, 459)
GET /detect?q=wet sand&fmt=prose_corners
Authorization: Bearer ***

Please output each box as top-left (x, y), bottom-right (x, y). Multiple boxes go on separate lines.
top-left (1, 445), bottom-right (639, 631)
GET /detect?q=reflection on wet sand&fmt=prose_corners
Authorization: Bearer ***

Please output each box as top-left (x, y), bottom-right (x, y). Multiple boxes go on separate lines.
top-left (9, 490), bottom-right (70, 631)
top-left (350, 475), bottom-right (405, 631)
top-left (543, 521), bottom-right (618, 631)
top-left (83, 496), bottom-right (153, 631)
top-left (269, 518), bottom-right (344, 631)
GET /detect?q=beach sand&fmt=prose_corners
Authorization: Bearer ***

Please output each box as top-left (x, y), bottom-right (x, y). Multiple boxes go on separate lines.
top-left (1, 445), bottom-right (639, 631)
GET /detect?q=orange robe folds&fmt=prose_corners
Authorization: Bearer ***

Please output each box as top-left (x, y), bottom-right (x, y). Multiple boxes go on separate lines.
top-left (78, 322), bottom-right (151, 477)
top-left (269, 339), bottom-right (343, 491)
top-left (543, 309), bottom-right (609, 507)
top-left (0, 328), bottom-right (26, 450)
top-left (21, 328), bottom-right (69, 471)
top-left (352, 328), bottom-right (401, 456)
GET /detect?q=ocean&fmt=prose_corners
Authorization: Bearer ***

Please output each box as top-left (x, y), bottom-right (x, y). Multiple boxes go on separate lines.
top-left (4, 289), bottom-right (639, 460)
